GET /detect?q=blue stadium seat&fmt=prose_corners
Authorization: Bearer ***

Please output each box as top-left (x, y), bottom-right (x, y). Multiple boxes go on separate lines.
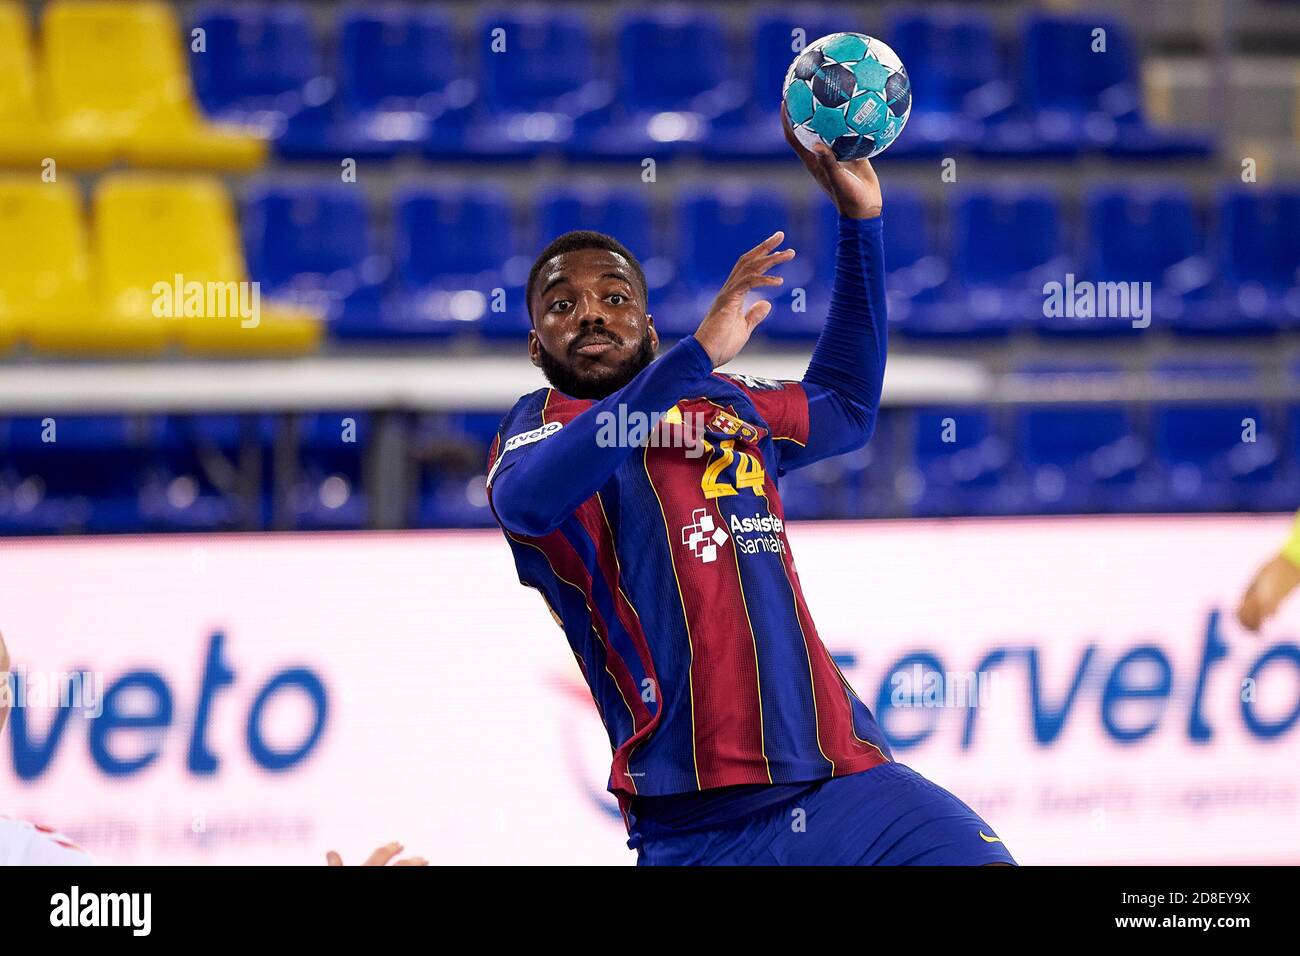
top-left (536, 185), bottom-right (669, 298)
top-left (412, 411), bottom-right (500, 528)
top-left (909, 188), bottom-right (1064, 339)
top-left (777, 450), bottom-right (869, 520)
top-left (467, 10), bottom-right (608, 157)
top-left (661, 185), bottom-right (798, 337)
top-left (0, 415), bottom-right (151, 534)
top-left (339, 7), bottom-right (475, 159)
top-left (1011, 365), bottom-right (1147, 513)
top-left (190, 4), bottom-right (333, 146)
top-left (1019, 13), bottom-right (1140, 153)
top-left (391, 186), bottom-right (525, 339)
top-left (294, 411), bottom-right (370, 529)
top-left (767, 189), bottom-right (943, 340)
top-left (537, 185), bottom-right (656, 266)
top-left (1044, 184), bottom-right (1211, 336)
top-left (887, 10), bottom-right (1011, 156)
top-left (1290, 362), bottom-right (1300, 493)
top-left (1213, 186), bottom-right (1300, 332)
top-left (871, 188), bottom-right (947, 330)
top-left (242, 182), bottom-right (388, 338)
top-left (1017, 405), bottom-right (1146, 513)
top-left (570, 10), bottom-right (739, 160)
top-left (1151, 363), bottom-right (1285, 511)
top-left (143, 415), bottom-right (274, 530)
top-left (1290, 377), bottom-right (1300, 496)
top-left (977, 14), bottom-right (1210, 158)
top-left (705, 11), bottom-right (857, 160)
top-left (903, 408), bottom-right (1012, 516)
top-left (779, 413), bottom-right (894, 520)
top-left (763, 195), bottom-right (836, 339)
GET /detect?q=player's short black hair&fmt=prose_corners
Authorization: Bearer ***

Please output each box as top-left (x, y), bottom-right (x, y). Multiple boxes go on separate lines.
top-left (526, 230), bottom-right (648, 324)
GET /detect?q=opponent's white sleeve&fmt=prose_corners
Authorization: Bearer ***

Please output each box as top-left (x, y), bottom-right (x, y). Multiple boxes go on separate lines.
top-left (0, 818), bottom-right (95, 866)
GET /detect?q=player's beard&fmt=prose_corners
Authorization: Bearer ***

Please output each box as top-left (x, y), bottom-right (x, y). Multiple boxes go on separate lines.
top-left (537, 331), bottom-right (655, 400)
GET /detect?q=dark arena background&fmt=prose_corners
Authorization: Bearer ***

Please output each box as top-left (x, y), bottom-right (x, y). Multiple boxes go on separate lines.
top-left (1, 0), bottom-right (1299, 877)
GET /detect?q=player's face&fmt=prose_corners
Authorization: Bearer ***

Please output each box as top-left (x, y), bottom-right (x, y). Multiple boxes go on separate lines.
top-left (528, 248), bottom-right (658, 399)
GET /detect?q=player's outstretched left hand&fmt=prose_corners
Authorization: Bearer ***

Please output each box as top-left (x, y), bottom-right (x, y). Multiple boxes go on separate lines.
top-left (326, 841), bottom-right (428, 866)
top-left (782, 108), bottom-right (882, 220)
top-left (1237, 554), bottom-right (1300, 633)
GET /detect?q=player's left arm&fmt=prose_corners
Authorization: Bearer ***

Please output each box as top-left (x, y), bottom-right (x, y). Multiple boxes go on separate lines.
top-left (738, 112), bottom-right (887, 473)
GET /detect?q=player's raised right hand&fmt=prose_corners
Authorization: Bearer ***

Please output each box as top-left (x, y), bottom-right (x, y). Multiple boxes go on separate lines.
top-left (693, 231), bottom-right (796, 367)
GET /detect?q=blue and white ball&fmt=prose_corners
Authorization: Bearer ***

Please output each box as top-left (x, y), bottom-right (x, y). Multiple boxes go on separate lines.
top-left (782, 32), bottom-right (912, 160)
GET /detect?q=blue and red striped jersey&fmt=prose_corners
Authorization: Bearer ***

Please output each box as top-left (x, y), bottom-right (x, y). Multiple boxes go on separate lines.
top-left (488, 215), bottom-right (894, 803)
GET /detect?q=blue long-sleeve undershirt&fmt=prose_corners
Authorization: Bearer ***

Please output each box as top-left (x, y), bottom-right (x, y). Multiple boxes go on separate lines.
top-left (795, 213), bottom-right (889, 464)
top-left (490, 213), bottom-right (888, 537)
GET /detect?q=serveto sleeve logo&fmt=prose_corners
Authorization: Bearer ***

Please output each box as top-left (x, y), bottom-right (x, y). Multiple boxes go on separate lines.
top-left (486, 420), bottom-right (563, 487)
top-left (502, 420), bottom-right (562, 453)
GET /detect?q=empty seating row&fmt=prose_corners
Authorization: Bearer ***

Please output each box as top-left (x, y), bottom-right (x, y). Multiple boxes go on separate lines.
top-left (0, 1), bottom-right (1210, 171)
top-left (4, 176), bottom-right (1295, 352)
top-left (0, 0), bottom-right (266, 170)
top-left (190, 5), bottom-right (1210, 161)
top-left (1, 363), bottom-right (1297, 533)
top-left (0, 175), bottom-right (320, 354)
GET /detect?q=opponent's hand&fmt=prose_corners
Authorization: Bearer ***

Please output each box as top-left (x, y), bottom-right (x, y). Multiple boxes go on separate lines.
top-left (1236, 554), bottom-right (1300, 633)
top-left (326, 841), bottom-right (428, 866)
top-left (782, 108), bottom-right (882, 220)
top-left (693, 231), bottom-right (796, 367)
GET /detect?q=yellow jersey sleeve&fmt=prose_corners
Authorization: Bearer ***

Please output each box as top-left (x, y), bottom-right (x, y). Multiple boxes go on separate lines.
top-left (1283, 511), bottom-right (1300, 570)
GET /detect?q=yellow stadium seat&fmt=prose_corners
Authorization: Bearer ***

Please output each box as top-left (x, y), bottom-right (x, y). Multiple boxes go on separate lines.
top-left (41, 0), bottom-right (267, 171)
top-left (0, 2), bottom-right (44, 168)
top-left (0, 2), bottom-right (113, 169)
top-left (93, 174), bottom-right (323, 355)
top-left (0, 177), bottom-right (168, 354)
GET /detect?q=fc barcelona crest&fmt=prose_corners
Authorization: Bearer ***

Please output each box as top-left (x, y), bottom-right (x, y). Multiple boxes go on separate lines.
top-left (708, 409), bottom-right (762, 444)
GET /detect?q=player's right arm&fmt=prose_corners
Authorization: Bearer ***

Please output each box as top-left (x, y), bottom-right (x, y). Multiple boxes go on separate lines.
top-left (489, 235), bottom-right (791, 537)
top-left (488, 337), bottom-right (713, 536)
top-left (1237, 511), bottom-right (1300, 632)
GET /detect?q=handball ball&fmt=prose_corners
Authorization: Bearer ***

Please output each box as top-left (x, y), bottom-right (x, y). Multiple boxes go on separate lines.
top-left (783, 32), bottom-right (912, 160)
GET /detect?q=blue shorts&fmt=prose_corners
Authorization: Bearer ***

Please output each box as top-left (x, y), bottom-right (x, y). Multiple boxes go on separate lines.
top-left (626, 762), bottom-right (1017, 866)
